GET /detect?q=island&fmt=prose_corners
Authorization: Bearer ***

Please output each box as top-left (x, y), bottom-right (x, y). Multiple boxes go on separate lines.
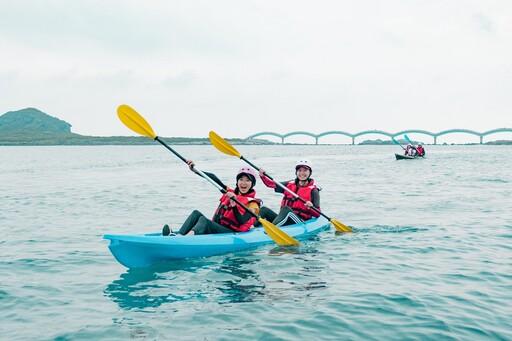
top-left (0, 108), bottom-right (273, 146)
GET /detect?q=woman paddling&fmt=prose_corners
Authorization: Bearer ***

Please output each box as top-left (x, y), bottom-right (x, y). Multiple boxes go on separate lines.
top-left (256, 159), bottom-right (321, 227)
top-left (163, 160), bottom-right (261, 236)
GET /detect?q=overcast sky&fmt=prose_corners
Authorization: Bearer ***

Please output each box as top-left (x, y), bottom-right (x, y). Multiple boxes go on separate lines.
top-left (1, 1), bottom-right (511, 142)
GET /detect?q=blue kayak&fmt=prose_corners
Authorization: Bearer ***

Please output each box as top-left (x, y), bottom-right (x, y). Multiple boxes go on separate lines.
top-left (104, 216), bottom-right (331, 268)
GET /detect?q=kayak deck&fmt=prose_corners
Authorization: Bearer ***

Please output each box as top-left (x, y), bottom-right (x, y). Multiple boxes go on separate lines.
top-left (104, 216), bottom-right (331, 268)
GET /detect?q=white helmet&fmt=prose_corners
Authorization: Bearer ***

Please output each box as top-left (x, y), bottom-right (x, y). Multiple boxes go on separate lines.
top-left (295, 159), bottom-right (312, 173)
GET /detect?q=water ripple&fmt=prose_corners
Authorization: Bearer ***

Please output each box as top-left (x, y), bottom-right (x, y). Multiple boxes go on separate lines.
top-left (2, 145), bottom-right (512, 340)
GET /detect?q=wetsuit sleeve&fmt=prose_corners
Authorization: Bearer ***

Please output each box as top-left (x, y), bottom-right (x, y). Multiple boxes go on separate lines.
top-left (273, 182), bottom-right (288, 194)
top-left (310, 188), bottom-right (321, 217)
top-left (202, 171), bottom-right (227, 190)
top-left (232, 202), bottom-right (259, 232)
top-left (311, 188), bottom-right (320, 208)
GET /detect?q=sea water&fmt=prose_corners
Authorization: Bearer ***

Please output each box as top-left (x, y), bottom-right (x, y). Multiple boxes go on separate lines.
top-left (1, 144), bottom-right (511, 340)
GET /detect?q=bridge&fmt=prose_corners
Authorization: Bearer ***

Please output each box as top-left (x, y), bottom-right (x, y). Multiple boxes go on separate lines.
top-left (247, 128), bottom-right (512, 145)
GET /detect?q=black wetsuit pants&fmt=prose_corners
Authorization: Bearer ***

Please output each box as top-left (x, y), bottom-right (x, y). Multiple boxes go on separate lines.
top-left (178, 210), bottom-right (234, 235)
top-left (255, 206), bottom-right (303, 227)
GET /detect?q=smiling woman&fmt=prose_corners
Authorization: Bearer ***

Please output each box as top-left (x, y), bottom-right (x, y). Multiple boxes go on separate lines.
top-left (161, 162), bottom-right (262, 237)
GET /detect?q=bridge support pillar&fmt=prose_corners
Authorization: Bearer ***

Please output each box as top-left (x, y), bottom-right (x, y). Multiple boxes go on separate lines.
top-left (434, 136), bottom-right (437, 145)
top-left (352, 137), bottom-right (355, 145)
top-left (480, 136), bottom-right (483, 144)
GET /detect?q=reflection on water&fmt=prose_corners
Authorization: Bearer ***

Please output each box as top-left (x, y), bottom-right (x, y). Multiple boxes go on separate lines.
top-left (104, 255), bottom-right (268, 310)
top-left (267, 246), bottom-right (302, 256)
top-left (214, 256), bottom-right (266, 304)
top-left (104, 259), bottom-right (218, 310)
top-left (334, 226), bottom-right (358, 236)
top-left (104, 226), bottom-right (421, 310)
top-left (104, 246), bottom-right (332, 310)
top-left (267, 233), bottom-right (325, 256)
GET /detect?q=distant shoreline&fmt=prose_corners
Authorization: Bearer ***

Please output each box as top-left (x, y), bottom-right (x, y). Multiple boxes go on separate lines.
top-left (0, 133), bottom-right (280, 146)
top-left (3, 108), bottom-right (510, 146)
top-left (1, 134), bottom-right (510, 146)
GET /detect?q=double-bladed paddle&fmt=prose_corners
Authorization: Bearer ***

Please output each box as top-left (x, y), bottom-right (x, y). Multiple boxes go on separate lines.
top-left (116, 105), bottom-right (299, 246)
top-left (208, 131), bottom-right (354, 233)
top-left (392, 137), bottom-right (406, 150)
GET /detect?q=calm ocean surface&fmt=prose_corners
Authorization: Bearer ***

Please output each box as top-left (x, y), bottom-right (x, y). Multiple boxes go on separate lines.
top-left (1, 144), bottom-right (511, 340)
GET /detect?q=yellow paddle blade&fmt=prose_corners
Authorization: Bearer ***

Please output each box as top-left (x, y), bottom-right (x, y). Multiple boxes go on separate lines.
top-left (260, 218), bottom-right (300, 246)
top-left (209, 131), bottom-right (242, 158)
top-left (331, 218), bottom-right (354, 233)
top-left (117, 104), bottom-right (157, 139)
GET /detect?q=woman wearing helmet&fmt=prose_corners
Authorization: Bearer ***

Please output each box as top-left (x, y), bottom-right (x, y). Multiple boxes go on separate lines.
top-left (163, 160), bottom-right (261, 236)
top-left (255, 159), bottom-right (321, 227)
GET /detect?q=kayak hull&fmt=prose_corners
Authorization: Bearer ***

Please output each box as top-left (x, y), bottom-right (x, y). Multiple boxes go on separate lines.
top-left (395, 153), bottom-right (423, 160)
top-left (104, 216), bottom-right (331, 268)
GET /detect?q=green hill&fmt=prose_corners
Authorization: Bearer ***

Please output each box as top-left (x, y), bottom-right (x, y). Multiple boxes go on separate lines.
top-left (0, 108), bottom-right (273, 146)
top-left (0, 108), bottom-right (72, 133)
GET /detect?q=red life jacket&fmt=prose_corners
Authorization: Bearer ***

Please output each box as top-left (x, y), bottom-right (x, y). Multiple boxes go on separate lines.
top-left (281, 179), bottom-right (320, 220)
top-left (212, 189), bottom-right (261, 232)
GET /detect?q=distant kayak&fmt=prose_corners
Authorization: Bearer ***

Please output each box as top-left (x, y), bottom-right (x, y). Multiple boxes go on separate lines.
top-left (104, 216), bottom-right (331, 268)
top-left (395, 153), bottom-right (424, 160)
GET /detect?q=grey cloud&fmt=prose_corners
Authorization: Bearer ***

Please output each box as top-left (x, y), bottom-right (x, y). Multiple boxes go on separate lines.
top-left (164, 70), bottom-right (197, 88)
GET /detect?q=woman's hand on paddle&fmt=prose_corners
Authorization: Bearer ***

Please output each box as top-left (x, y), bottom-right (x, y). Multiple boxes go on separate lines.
top-left (305, 200), bottom-right (314, 209)
top-left (186, 160), bottom-right (196, 172)
top-left (226, 192), bottom-right (236, 207)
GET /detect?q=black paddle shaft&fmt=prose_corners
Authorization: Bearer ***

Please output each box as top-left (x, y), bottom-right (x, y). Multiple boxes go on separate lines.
top-left (156, 137), bottom-right (259, 219)
top-left (155, 136), bottom-right (187, 163)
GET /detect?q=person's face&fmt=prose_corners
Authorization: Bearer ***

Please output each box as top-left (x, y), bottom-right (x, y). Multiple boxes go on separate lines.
top-left (296, 166), bottom-right (311, 181)
top-left (237, 175), bottom-right (253, 194)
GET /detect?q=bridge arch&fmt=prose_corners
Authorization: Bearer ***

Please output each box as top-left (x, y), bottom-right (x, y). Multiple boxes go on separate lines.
top-left (317, 131), bottom-right (354, 144)
top-left (394, 130), bottom-right (436, 144)
top-left (282, 131), bottom-right (319, 144)
top-left (482, 128), bottom-right (512, 135)
top-left (436, 129), bottom-right (481, 144)
top-left (247, 131), bottom-right (285, 143)
top-left (481, 128), bottom-right (512, 143)
top-left (352, 130), bottom-right (393, 145)
top-left (394, 130), bottom-right (435, 138)
top-left (436, 129), bottom-right (480, 137)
